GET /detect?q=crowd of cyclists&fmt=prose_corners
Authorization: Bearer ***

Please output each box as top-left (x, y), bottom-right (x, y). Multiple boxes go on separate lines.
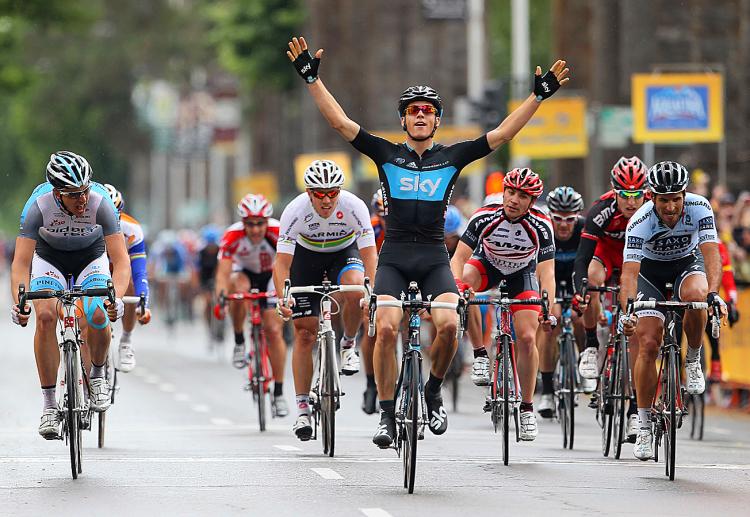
top-left (8, 34), bottom-right (738, 475)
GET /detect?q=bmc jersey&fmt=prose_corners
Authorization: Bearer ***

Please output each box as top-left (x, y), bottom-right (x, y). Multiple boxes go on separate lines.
top-left (277, 191), bottom-right (375, 255)
top-left (351, 128), bottom-right (492, 243)
top-left (624, 193), bottom-right (718, 262)
top-left (461, 204), bottom-right (555, 276)
top-left (581, 191), bottom-right (628, 245)
top-left (218, 219), bottom-right (280, 274)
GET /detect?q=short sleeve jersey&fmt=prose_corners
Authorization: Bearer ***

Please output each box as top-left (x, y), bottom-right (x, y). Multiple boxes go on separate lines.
top-left (120, 212), bottom-right (145, 255)
top-left (461, 204), bottom-right (555, 276)
top-left (624, 193), bottom-right (718, 263)
top-left (277, 191), bottom-right (375, 255)
top-left (554, 216), bottom-right (584, 284)
top-left (581, 191), bottom-right (629, 247)
top-left (351, 128), bottom-right (492, 243)
top-left (218, 219), bottom-right (280, 274)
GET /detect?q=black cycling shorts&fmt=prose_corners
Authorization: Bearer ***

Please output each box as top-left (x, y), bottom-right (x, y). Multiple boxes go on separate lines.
top-left (236, 269), bottom-right (274, 309)
top-left (289, 244), bottom-right (364, 319)
top-left (636, 251), bottom-right (705, 320)
top-left (375, 241), bottom-right (457, 300)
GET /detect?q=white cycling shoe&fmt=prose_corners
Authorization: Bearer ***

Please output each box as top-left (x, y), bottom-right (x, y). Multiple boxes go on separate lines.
top-left (578, 347), bottom-right (599, 379)
top-left (627, 414), bottom-right (639, 442)
top-left (581, 376), bottom-right (597, 394)
top-left (685, 360), bottom-right (706, 395)
top-left (88, 378), bottom-right (112, 412)
top-left (293, 414), bottom-right (313, 441)
top-left (538, 394), bottom-right (555, 419)
top-left (340, 347), bottom-right (360, 376)
top-left (117, 342), bottom-right (136, 373)
top-left (519, 411), bottom-right (538, 441)
top-left (633, 428), bottom-right (653, 461)
top-left (39, 409), bottom-right (61, 440)
top-left (471, 356), bottom-right (491, 386)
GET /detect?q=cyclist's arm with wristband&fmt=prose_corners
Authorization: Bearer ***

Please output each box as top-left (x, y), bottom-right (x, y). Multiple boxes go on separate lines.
top-left (287, 36), bottom-right (360, 142)
top-left (352, 196), bottom-right (378, 282)
top-left (450, 241), bottom-right (474, 289)
top-left (128, 239), bottom-right (150, 306)
top-left (486, 60), bottom-right (569, 150)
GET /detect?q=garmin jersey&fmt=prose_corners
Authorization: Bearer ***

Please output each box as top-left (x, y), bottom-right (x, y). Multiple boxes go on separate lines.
top-left (461, 204), bottom-right (555, 276)
top-left (19, 182), bottom-right (120, 252)
top-left (277, 191), bottom-right (375, 254)
top-left (218, 219), bottom-right (280, 274)
top-left (351, 128), bottom-right (492, 243)
top-left (624, 193), bottom-right (718, 262)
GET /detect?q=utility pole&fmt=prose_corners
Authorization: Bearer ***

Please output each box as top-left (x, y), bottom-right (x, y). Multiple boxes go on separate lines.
top-left (467, 0), bottom-right (485, 205)
top-left (511, 0), bottom-right (530, 168)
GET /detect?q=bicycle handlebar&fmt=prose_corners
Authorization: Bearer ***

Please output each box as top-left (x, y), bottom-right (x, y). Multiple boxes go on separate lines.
top-left (625, 298), bottom-right (720, 338)
top-left (17, 281), bottom-right (116, 327)
top-left (367, 289), bottom-right (467, 338)
top-left (122, 293), bottom-right (147, 314)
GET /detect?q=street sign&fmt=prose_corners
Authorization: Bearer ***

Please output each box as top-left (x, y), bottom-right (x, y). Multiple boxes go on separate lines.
top-left (508, 97), bottom-right (588, 159)
top-left (234, 173), bottom-right (279, 205)
top-left (422, 0), bottom-right (466, 19)
top-left (631, 73), bottom-right (724, 143)
top-left (599, 106), bottom-right (633, 148)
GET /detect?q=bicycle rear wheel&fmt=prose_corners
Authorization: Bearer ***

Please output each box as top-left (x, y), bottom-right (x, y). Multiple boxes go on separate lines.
top-left (665, 347), bottom-right (677, 480)
top-left (65, 344), bottom-right (80, 479)
top-left (403, 354), bottom-right (419, 493)
top-left (251, 327), bottom-right (267, 432)
top-left (600, 349), bottom-right (615, 457)
top-left (563, 334), bottom-right (576, 450)
top-left (321, 332), bottom-right (337, 457)
top-left (613, 336), bottom-right (627, 459)
top-left (554, 355), bottom-right (567, 449)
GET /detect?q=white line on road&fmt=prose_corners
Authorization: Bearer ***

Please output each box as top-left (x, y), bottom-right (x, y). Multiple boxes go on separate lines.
top-left (311, 468), bottom-right (343, 479)
top-left (191, 404), bottom-right (210, 413)
top-left (210, 417), bottom-right (233, 426)
top-left (360, 509), bottom-right (393, 517)
top-left (274, 445), bottom-right (302, 452)
top-left (158, 383), bottom-right (175, 392)
top-left (144, 375), bottom-right (160, 384)
top-left (174, 393), bottom-right (190, 402)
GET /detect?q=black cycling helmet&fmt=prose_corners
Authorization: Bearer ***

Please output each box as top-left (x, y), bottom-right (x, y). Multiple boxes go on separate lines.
top-left (647, 161), bottom-right (690, 194)
top-left (46, 151), bottom-right (92, 190)
top-left (546, 186), bottom-right (584, 213)
top-left (398, 85), bottom-right (443, 117)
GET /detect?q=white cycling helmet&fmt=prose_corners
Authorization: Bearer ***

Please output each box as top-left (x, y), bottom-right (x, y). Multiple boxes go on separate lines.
top-left (103, 183), bottom-right (124, 212)
top-left (303, 160), bottom-right (345, 189)
top-left (238, 193), bottom-right (273, 218)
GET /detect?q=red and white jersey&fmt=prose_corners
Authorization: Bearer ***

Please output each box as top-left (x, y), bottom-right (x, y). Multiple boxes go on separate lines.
top-left (218, 219), bottom-right (280, 274)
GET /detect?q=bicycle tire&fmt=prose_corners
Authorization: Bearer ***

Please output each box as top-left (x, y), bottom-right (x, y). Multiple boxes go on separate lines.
top-left (251, 326), bottom-right (266, 432)
top-left (554, 348), bottom-right (567, 449)
top-left (690, 393), bottom-right (705, 441)
top-left (405, 354), bottom-right (419, 493)
top-left (666, 346), bottom-right (677, 480)
top-left (601, 351), bottom-right (615, 457)
top-left (65, 343), bottom-right (80, 479)
top-left (564, 334), bottom-right (576, 450)
top-left (613, 336), bottom-right (627, 459)
top-left (501, 336), bottom-right (511, 465)
top-left (98, 355), bottom-right (113, 449)
top-left (321, 331), bottom-right (336, 457)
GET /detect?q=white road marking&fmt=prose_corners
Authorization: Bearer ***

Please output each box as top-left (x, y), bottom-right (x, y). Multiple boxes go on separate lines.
top-left (145, 375), bottom-right (160, 384)
top-left (191, 404), bottom-right (210, 413)
top-left (159, 383), bottom-right (175, 393)
top-left (174, 393), bottom-right (190, 402)
top-left (210, 417), bottom-right (233, 426)
top-left (311, 467), bottom-right (343, 479)
top-left (360, 509), bottom-right (393, 517)
top-left (274, 445), bottom-right (301, 452)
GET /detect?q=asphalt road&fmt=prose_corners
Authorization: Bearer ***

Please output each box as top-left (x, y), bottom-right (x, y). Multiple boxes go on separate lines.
top-left (2, 314), bottom-right (749, 517)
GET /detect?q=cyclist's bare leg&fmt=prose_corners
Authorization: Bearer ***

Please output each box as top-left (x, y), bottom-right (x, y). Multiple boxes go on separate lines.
top-left (583, 260), bottom-right (606, 331)
top-left (229, 272), bottom-right (250, 335)
top-left (85, 306), bottom-right (111, 367)
top-left (461, 263), bottom-right (485, 352)
top-left (360, 325), bottom-right (375, 375)
top-left (336, 269), bottom-right (366, 339)
top-left (679, 274), bottom-right (708, 352)
top-left (262, 308), bottom-right (286, 384)
top-left (429, 291), bottom-right (460, 378)
top-left (634, 316), bottom-right (662, 408)
top-left (539, 303), bottom-right (562, 373)
top-left (33, 298), bottom-right (60, 386)
top-left (513, 309), bottom-right (540, 404)
top-left (373, 300), bottom-right (402, 400)
top-left (291, 316), bottom-right (319, 395)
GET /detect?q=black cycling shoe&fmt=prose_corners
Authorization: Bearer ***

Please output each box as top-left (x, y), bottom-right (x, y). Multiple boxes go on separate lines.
top-left (362, 386), bottom-right (378, 415)
top-left (372, 411), bottom-right (396, 448)
top-left (424, 390), bottom-right (448, 435)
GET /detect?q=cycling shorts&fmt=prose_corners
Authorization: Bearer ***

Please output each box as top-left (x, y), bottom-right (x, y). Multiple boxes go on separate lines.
top-left (636, 251), bottom-right (705, 321)
top-left (289, 244), bottom-right (364, 320)
top-left (374, 241), bottom-right (457, 301)
top-left (466, 255), bottom-right (541, 314)
top-left (592, 239), bottom-right (624, 283)
top-left (236, 269), bottom-right (277, 308)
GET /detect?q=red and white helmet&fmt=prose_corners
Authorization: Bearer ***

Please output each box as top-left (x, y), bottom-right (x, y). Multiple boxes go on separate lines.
top-left (503, 168), bottom-right (544, 197)
top-left (611, 156), bottom-right (646, 190)
top-left (237, 193), bottom-right (273, 218)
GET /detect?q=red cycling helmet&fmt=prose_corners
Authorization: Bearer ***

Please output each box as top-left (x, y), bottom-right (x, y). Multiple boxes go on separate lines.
top-left (503, 168), bottom-right (544, 197)
top-left (610, 156), bottom-right (646, 190)
top-left (238, 193), bottom-right (273, 219)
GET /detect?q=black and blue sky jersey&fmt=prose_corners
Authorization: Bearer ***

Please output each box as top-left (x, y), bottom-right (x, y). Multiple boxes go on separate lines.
top-left (351, 128), bottom-right (492, 243)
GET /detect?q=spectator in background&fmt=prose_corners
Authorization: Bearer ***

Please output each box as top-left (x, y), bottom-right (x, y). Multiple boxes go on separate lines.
top-left (732, 193), bottom-right (750, 282)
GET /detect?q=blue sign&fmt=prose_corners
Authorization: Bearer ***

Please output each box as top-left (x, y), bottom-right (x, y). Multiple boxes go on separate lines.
top-left (646, 86), bottom-right (709, 130)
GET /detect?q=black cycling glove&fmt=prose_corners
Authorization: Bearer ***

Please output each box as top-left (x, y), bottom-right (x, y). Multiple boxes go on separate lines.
top-left (728, 300), bottom-right (740, 326)
top-left (534, 70), bottom-right (561, 101)
top-left (293, 49), bottom-right (320, 84)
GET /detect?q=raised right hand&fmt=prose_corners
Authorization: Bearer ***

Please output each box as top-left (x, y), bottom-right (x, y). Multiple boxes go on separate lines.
top-left (286, 36), bottom-right (323, 83)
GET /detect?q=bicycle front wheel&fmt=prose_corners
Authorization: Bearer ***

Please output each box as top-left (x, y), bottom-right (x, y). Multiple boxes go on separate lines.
top-left (64, 344), bottom-right (80, 479)
top-left (563, 334), bottom-right (576, 450)
top-left (501, 336), bottom-right (511, 465)
top-left (665, 347), bottom-right (677, 480)
top-left (321, 331), bottom-right (337, 457)
top-left (251, 326), bottom-right (267, 432)
top-left (613, 336), bottom-right (627, 459)
top-left (600, 349), bottom-right (616, 457)
top-left (404, 355), bottom-right (420, 493)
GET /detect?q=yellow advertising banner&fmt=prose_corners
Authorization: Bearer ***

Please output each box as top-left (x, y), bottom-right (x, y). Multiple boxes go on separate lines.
top-left (233, 173), bottom-right (279, 205)
top-left (631, 73), bottom-right (724, 143)
top-left (360, 125), bottom-right (486, 180)
top-left (508, 97), bottom-right (588, 159)
top-left (719, 289), bottom-right (750, 386)
top-left (294, 152), bottom-right (352, 191)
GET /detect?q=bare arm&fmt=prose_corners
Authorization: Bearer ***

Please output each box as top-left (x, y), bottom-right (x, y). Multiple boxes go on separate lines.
top-left (10, 236), bottom-right (36, 304)
top-left (287, 37), bottom-right (360, 142)
top-left (620, 261), bottom-right (641, 312)
top-left (214, 258), bottom-right (233, 298)
top-left (699, 241), bottom-right (722, 293)
top-left (105, 233), bottom-right (132, 298)
top-left (537, 259), bottom-right (556, 303)
top-left (359, 245), bottom-right (377, 285)
top-left (450, 241), bottom-right (473, 280)
top-left (272, 252), bottom-right (294, 298)
top-left (486, 60), bottom-right (570, 150)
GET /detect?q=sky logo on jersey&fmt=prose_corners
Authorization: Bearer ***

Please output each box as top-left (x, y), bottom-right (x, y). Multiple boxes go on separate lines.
top-left (384, 163), bottom-right (456, 201)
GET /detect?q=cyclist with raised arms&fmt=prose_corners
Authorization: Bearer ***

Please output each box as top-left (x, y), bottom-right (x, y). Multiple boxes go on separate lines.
top-left (451, 169), bottom-right (556, 440)
top-left (537, 186), bottom-right (587, 418)
top-left (274, 160), bottom-right (377, 440)
top-left (287, 36), bottom-right (568, 446)
top-left (10, 151), bottom-right (130, 439)
top-left (103, 183), bottom-right (152, 373)
top-left (214, 194), bottom-right (289, 417)
top-left (620, 161), bottom-right (725, 460)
